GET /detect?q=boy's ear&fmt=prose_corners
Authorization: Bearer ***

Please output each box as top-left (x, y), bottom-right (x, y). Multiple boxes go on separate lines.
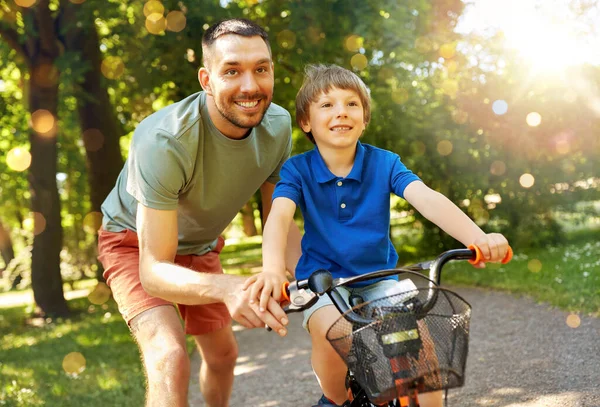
top-left (300, 120), bottom-right (311, 134)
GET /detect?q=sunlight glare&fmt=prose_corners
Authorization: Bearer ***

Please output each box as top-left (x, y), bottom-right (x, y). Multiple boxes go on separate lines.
top-left (492, 100), bottom-right (508, 115)
top-left (566, 314), bottom-right (581, 329)
top-left (166, 11), bottom-right (186, 32)
top-left (526, 112), bottom-right (542, 127)
top-left (62, 352), bottom-right (86, 375)
top-left (519, 173), bottom-right (535, 188)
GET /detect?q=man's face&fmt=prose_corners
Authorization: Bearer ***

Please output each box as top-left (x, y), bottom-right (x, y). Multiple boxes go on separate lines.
top-left (200, 35), bottom-right (274, 137)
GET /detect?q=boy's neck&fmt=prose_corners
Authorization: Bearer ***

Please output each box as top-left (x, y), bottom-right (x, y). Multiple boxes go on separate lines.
top-left (318, 144), bottom-right (357, 178)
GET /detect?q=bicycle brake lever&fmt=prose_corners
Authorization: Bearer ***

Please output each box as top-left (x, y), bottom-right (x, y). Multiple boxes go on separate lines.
top-left (265, 281), bottom-right (319, 332)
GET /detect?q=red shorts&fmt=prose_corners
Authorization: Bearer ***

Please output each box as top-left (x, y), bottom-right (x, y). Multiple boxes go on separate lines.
top-left (97, 228), bottom-right (231, 335)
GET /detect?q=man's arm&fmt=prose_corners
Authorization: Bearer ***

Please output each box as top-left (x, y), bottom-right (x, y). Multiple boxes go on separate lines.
top-left (136, 203), bottom-right (288, 333)
top-left (260, 182), bottom-right (302, 276)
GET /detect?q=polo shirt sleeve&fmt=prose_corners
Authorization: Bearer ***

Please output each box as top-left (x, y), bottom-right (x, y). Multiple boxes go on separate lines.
top-left (390, 154), bottom-right (420, 198)
top-left (272, 160), bottom-right (302, 205)
top-left (126, 130), bottom-right (190, 210)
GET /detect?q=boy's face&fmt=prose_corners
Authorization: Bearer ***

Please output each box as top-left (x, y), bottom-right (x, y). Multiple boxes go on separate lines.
top-left (301, 87), bottom-right (366, 150)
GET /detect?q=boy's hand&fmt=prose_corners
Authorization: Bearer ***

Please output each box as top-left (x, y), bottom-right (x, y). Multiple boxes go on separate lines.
top-left (242, 270), bottom-right (288, 312)
top-left (472, 233), bottom-right (510, 267)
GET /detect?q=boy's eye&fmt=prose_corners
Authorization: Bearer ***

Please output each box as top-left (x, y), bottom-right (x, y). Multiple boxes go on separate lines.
top-left (349, 101), bottom-right (359, 106)
top-left (320, 103), bottom-right (332, 108)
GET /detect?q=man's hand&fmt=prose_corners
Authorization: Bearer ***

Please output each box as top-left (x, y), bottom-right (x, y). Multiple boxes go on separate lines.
top-left (224, 278), bottom-right (289, 337)
top-left (242, 270), bottom-right (288, 312)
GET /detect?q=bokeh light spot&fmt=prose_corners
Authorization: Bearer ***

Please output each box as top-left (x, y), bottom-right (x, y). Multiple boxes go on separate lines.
top-left (15, 0), bottom-right (36, 6)
top-left (101, 56), bottom-right (124, 80)
top-left (451, 110), bottom-right (468, 124)
top-left (437, 140), bottom-right (453, 156)
top-left (166, 11), bottom-right (186, 32)
top-left (519, 173), bottom-right (535, 188)
top-left (350, 54), bottom-right (368, 71)
top-left (88, 282), bottom-right (112, 305)
top-left (555, 139), bottom-right (570, 155)
top-left (411, 141), bottom-right (426, 156)
top-left (83, 211), bottom-right (103, 235)
top-left (146, 13), bottom-right (166, 35)
top-left (415, 37), bottom-right (432, 53)
top-left (62, 352), bottom-right (86, 375)
top-left (441, 80), bottom-right (459, 97)
top-left (277, 30), bottom-right (296, 49)
top-left (6, 148), bottom-right (32, 172)
top-left (439, 43), bottom-right (456, 59)
top-left (186, 49), bottom-right (196, 63)
top-left (24, 212), bottom-right (47, 236)
top-left (492, 100), bottom-right (508, 115)
top-left (526, 112), bottom-right (542, 127)
top-left (391, 88), bottom-right (409, 104)
top-left (82, 129), bottom-right (105, 152)
top-left (566, 314), bottom-right (581, 329)
top-left (69, 0), bottom-right (86, 4)
top-left (527, 259), bottom-right (542, 273)
top-left (32, 64), bottom-right (59, 88)
top-left (31, 109), bottom-right (55, 135)
top-left (143, 0), bottom-right (164, 17)
top-left (490, 160), bottom-right (506, 176)
top-left (345, 35), bottom-right (363, 52)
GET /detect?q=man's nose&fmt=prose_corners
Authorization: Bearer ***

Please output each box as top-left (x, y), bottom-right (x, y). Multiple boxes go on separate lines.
top-left (240, 72), bottom-right (259, 94)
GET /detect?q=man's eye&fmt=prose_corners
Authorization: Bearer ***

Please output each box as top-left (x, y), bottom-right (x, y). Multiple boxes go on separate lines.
top-left (225, 70), bottom-right (237, 76)
top-left (257, 67), bottom-right (268, 73)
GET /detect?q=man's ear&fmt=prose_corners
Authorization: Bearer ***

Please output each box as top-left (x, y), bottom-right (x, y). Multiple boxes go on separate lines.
top-left (198, 67), bottom-right (212, 96)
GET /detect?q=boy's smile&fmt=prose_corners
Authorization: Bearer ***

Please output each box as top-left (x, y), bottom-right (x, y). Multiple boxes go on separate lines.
top-left (301, 87), bottom-right (366, 150)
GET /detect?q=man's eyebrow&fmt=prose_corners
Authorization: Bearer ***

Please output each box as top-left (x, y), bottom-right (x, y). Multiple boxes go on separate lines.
top-left (221, 58), bottom-right (272, 67)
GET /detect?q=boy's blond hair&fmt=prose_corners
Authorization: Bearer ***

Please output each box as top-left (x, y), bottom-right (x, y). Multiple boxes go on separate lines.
top-left (296, 64), bottom-right (371, 143)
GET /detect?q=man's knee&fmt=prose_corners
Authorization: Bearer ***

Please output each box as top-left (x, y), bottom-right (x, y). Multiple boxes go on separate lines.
top-left (131, 307), bottom-right (190, 378)
top-left (204, 340), bottom-right (238, 372)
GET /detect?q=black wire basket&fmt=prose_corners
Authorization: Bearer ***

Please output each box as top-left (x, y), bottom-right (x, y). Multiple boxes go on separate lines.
top-left (326, 286), bottom-right (471, 404)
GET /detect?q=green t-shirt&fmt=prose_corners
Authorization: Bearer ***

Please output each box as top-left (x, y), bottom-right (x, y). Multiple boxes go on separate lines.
top-left (101, 91), bottom-right (292, 255)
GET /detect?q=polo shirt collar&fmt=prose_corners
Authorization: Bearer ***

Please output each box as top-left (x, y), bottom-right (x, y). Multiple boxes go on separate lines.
top-left (313, 142), bottom-right (365, 184)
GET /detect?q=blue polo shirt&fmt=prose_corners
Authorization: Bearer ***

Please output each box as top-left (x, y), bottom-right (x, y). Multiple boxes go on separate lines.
top-left (273, 142), bottom-right (420, 285)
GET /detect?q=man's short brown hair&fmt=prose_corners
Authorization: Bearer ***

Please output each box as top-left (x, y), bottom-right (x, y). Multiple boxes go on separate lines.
top-left (296, 64), bottom-right (371, 143)
top-left (201, 18), bottom-right (271, 68)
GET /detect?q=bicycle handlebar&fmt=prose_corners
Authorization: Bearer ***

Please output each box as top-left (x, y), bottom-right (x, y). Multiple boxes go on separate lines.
top-left (270, 245), bottom-right (513, 330)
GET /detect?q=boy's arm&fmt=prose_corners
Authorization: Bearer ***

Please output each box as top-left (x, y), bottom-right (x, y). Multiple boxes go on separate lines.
top-left (403, 181), bottom-right (508, 262)
top-left (246, 196), bottom-right (298, 310)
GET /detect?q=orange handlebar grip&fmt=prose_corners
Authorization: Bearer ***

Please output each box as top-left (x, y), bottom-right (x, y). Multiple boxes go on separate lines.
top-left (280, 281), bottom-right (290, 303)
top-left (468, 244), bottom-right (483, 265)
top-left (501, 246), bottom-right (513, 264)
top-left (468, 244), bottom-right (513, 265)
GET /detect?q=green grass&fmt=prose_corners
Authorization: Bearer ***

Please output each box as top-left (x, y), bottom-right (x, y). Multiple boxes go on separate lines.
top-left (0, 297), bottom-right (147, 406)
top-left (442, 228), bottom-right (600, 316)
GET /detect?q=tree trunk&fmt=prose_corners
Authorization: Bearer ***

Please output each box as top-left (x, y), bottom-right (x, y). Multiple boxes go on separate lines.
top-left (61, 6), bottom-right (125, 282)
top-left (28, 64), bottom-right (69, 317)
top-left (0, 219), bottom-right (15, 276)
top-left (241, 202), bottom-right (258, 237)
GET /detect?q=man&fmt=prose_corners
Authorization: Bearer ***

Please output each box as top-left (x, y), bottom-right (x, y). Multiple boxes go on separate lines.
top-left (98, 19), bottom-right (301, 407)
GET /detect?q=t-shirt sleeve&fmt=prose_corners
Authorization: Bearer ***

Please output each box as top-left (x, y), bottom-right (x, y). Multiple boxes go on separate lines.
top-left (266, 121), bottom-right (293, 185)
top-left (390, 154), bottom-right (420, 198)
top-left (126, 130), bottom-right (190, 210)
top-left (272, 160), bottom-right (302, 205)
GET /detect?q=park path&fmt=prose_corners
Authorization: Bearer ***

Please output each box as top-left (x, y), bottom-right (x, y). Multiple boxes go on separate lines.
top-left (188, 286), bottom-right (600, 407)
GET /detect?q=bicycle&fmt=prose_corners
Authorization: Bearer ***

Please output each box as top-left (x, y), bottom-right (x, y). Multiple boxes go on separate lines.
top-left (273, 245), bottom-right (513, 407)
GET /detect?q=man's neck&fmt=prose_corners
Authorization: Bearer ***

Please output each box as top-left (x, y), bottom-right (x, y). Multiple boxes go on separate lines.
top-left (205, 95), bottom-right (249, 140)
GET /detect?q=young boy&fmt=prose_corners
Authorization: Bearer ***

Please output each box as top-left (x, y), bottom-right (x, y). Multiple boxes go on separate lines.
top-left (244, 64), bottom-right (510, 407)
